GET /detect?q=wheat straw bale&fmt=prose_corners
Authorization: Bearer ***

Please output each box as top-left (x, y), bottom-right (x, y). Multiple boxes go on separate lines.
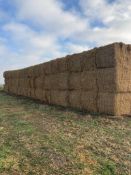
top-left (69, 90), bottom-right (81, 109)
top-left (27, 88), bottom-right (31, 97)
top-left (26, 78), bottom-right (30, 88)
top-left (44, 75), bottom-right (51, 90)
top-left (49, 73), bottom-right (69, 90)
top-left (15, 79), bottom-right (19, 88)
top-left (35, 88), bottom-right (46, 101)
top-left (116, 68), bottom-right (131, 92)
top-left (29, 88), bottom-right (35, 98)
top-left (23, 88), bottom-right (27, 96)
top-left (17, 87), bottom-right (21, 96)
top-left (81, 91), bottom-right (97, 112)
top-left (18, 70), bottom-right (21, 78)
top-left (27, 66), bottom-right (34, 77)
top-left (81, 49), bottom-right (96, 71)
top-left (57, 73), bottom-right (69, 90)
top-left (19, 78), bottom-right (30, 88)
top-left (30, 78), bottom-right (35, 89)
top-left (96, 43), bottom-right (116, 68)
top-left (69, 72), bottom-right (81, 90)
top-left (51, 90), bottom-right (68, 106)
top-left (115, 93), bottom-right (131, 115)
top-left (58, 56), bottom-right (68, 72)
top-left (43, 61), bottom-right (52, 75)
top-left (68, 54), bottom-right (82, 72)
top-left (96, 43), bottom-right (131, 69)
top-left (18, 87), bottom-right (23, 96)
top-left (3, 71), bottom-right (8, 78)
top-left (35, 88), bottom-right (42, 100)
top-left (97, 93), bottom-right (114, 115)
top-left (97, 68), bottom-right (116, 92)
top-left (51, 59), bottom-right (60, 74)
top-left (15, 70), bottom-right (20, 79)
top-left (7, 72), bottom-right (12, 79)
top-left (21, 68), bottom-right (28, 78)
top-left (115, 43), bottom-right (131, 69)
top-left (32, 64), bottom-right (42, 77)
top-left (81, 71), bottom-right (97, 91)
top-left (97, 68), bottom-right (131, 92)
top-left (45, 90), bottom-right (51, 104)
top-left (24, 88), bottom-right (29, 97)
top-left (98, 92), bottom-right (131, 115)
top-left (35, 76), bottom-right (44, 89)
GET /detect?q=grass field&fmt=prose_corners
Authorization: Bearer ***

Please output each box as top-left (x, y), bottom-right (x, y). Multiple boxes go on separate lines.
top-left (0, 89), bottom-right (130, 175)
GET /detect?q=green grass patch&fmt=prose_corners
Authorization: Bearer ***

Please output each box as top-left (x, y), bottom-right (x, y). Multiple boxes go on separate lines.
top-left (0, 91), bottom-right (130, 174)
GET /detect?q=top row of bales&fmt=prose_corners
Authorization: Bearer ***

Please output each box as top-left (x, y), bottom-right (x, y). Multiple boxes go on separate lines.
top-left (4, 43), bottom-right (131, 79)
top-left (4, 49), bottom-right (96, 79)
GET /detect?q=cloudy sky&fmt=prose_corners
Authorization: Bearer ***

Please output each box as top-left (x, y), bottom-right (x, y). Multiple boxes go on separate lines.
top-left (0, 0), bottom-right (131, 83)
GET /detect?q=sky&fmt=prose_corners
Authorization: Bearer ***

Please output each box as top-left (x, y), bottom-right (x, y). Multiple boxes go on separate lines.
top-left (0, 0), bottom-right (131, 84)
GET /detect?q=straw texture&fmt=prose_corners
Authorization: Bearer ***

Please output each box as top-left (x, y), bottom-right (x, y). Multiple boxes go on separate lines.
top-left (4, 42), bottom-right (131, 116)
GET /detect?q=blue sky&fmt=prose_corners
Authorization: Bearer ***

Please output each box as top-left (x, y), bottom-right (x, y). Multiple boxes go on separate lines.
top-left (0, 0), bottom-right (131, 83)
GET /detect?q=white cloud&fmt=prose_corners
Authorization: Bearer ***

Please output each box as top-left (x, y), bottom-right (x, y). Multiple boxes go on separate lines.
top-left (73, 0), bottom-right (131, 46)
top-left (79, 0), bottom-right (131, 25)
top-left (13, 0), bottom-right (88, 37)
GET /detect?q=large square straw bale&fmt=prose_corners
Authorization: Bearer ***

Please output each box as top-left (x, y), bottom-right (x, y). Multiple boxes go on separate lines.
top-left (58, 57), bottom-right (68, 72)
top-left (35, 77), bottom-right (44, 89)
top-left (43, 61), bottom-right (52, 75)
top-left (97, 67), bottom-right (131, 93)
top-left (69, 90), bottom-right (81, 109)
top-left (51, 59), bottom-right (60, 74)
top-left (81, 71), bottom-right (97, 91)
top-left (44, 75), bottom-right (52, 90)
top-left (69, 72), bottom-right (81, 90)
top-left (68, 54), bottom-right (82, 72)
top-left (45, 90), bottom-right (51, 104)
top-left (51, 90), bottom-right (68, 107)
top-left (81, 49), bottom-right (96, 71)
top-left (81, 91), bottom-right (97, 112)
top-left (35, 88), bottom-right (46, 101)
top-left (97, 93), bottom-right (114, 115)
top-left (50, 73), bottom-right (69, 90)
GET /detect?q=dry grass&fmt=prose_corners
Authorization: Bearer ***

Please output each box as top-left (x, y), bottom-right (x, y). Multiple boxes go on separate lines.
top-left (0, 91), bottom-right (130, 175)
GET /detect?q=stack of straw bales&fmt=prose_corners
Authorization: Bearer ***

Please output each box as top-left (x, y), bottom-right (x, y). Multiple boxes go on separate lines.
top-left (4, 42), bottom-right (131, 116)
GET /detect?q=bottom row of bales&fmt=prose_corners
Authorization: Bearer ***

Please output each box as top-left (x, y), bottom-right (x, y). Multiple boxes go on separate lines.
top-left (4, 81), bottom-right (131, 115)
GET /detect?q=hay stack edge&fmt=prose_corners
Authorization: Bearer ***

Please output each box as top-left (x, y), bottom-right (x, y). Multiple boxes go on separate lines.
top-left (3, 42), bottom-right (131, 116)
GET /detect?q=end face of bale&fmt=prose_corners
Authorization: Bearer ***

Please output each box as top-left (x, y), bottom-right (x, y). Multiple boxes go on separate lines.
top-left (115, 43), bottom-right (131, 69)
top-left (114, 93), bottom-right (131, 116)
